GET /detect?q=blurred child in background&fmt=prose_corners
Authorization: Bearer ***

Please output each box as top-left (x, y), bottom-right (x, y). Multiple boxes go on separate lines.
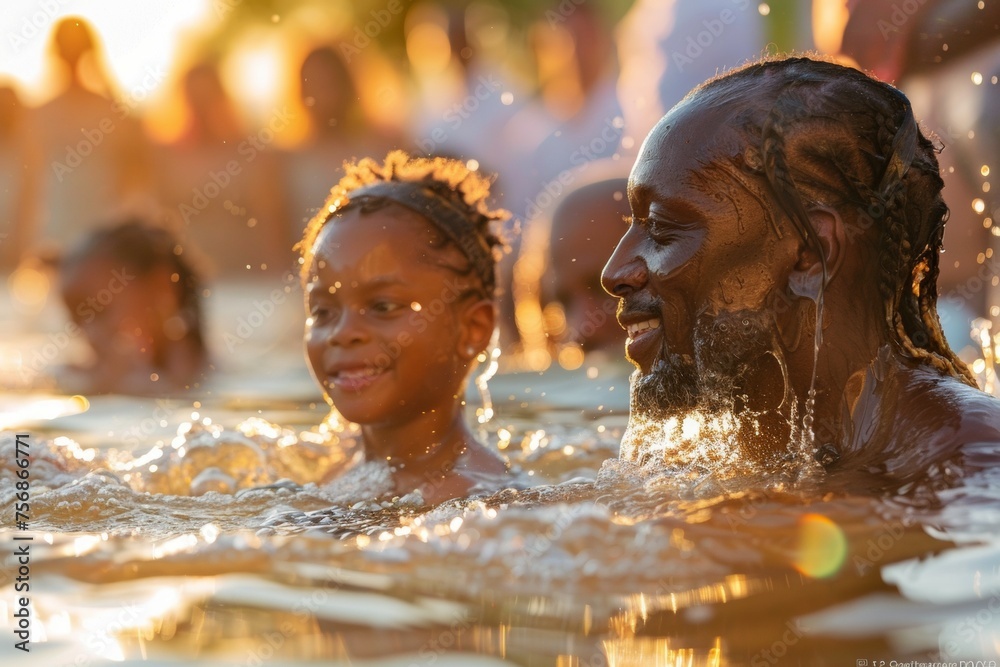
top-left (59, 220), bottom-right (209, 395)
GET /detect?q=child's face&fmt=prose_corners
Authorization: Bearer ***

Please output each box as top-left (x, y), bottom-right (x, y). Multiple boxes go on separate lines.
top-left (304, 206), bottom-right (483, 427)
top-left (60, 257), bottom-right (158, 362)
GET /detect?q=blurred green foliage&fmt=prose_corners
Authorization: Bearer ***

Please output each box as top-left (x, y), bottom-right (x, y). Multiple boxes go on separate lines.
top-left (205, 0), bottom-right (638, 49)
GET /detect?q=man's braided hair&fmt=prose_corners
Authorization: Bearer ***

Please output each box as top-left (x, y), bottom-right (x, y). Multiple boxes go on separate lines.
top-left (692, 55), bottom-right (975, 386)
top-left (298, 150), bottom-right (508, 298)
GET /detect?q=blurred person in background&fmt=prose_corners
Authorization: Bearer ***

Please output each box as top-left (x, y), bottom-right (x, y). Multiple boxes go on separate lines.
top-left (404, 2), bottom-right (538, 353)
top-left (517, 2), bottom-right (624, 195)
top-left (283, 45), bottom-right (396, 243)
top-left (492, 170), bottom-right (632, 414)
top-left (29, 17), bottom-right (153, 261)
top-left (407, 2), bottom-right (529, 177)
top-left (543, 177), bottom-right (631, 364)
top-left (615, 0), bottom-right (771, 163)
top-left (58, 219), bottom-right (209, 395)
top-left (154, 60), bottom-right (291, 278)
top-left (0, 84), bottom-right (40, 271)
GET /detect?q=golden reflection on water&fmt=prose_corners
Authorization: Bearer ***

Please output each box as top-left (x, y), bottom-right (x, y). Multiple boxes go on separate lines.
top-left (0, 395), bottom-right (90, 429)
top-left (615, 574), bottom-right (759, 625)
top-left (602, 636), bottom-right (722, 667)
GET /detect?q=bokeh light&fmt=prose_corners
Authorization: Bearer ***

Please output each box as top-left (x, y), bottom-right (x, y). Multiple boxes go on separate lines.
top-left (794, 513), bottom-right (847, 578)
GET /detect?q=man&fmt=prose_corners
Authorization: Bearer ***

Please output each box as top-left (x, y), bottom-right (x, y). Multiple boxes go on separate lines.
top-left (601, 56), bottom-right (1000, 489)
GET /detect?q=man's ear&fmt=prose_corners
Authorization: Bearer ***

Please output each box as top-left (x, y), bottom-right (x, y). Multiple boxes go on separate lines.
top-left (458, 298), bottom-right (496, 361)
top-left (788, 205), bottom-right (845, 299)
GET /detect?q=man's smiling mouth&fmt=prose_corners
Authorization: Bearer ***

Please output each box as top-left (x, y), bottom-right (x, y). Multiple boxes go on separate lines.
top-left (626, 318), bottom-right (661, 340)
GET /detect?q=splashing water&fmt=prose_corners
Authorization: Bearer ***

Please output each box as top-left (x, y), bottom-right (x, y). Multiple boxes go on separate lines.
top-left (1, 380), bottom-right (999, 666)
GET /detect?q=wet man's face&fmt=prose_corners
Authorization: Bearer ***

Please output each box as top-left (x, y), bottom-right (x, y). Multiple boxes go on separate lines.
top-left (601, 100), bottom-right (799, 419)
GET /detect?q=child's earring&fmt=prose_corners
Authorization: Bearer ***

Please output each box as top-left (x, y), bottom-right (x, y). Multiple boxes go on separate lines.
top-left (465, 346), bottom-right (477, 358)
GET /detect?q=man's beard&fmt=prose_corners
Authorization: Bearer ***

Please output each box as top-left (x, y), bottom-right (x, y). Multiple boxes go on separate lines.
top-left (621, 307), bottom-right (807, 471)
top-left (629, 309), bottom-right (779, 422)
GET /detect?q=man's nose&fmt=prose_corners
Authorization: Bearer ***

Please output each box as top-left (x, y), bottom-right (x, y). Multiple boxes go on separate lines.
top-left (601, 228), bottom-right (648, 297)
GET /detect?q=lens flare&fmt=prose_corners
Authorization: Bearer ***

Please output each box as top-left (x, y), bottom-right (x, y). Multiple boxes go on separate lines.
top-left (794, 513), bottom-right (847, 578)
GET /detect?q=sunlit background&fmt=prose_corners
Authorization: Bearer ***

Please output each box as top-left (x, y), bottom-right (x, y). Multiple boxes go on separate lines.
top-left (1, 1), bottom-right (207, 103)
top-left (2, 0), bottom-right (1000, 379)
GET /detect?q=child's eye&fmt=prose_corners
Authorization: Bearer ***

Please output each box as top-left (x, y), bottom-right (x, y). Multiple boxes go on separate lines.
top-left (308, 304), bottom-right (335, 323)
top-left (371, 300), bottom-right (402, 315)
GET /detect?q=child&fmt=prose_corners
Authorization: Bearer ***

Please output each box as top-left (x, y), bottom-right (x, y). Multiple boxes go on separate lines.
top-left (59, 219), bottom-right (209, 395)
top-left (298, 151), bottom-right (511, 504)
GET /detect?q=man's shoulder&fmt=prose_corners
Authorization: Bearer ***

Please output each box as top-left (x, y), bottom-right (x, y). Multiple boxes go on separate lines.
top-left (902, 367), bottom-right (1000, 449)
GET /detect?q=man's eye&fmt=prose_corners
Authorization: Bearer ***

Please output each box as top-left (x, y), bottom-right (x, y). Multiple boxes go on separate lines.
top-left (648, 218), bottom-right (677, 241)
top-left (627, 214), bottom-right (677, 241)
top-left (647, 214), bottom-right (695, 243)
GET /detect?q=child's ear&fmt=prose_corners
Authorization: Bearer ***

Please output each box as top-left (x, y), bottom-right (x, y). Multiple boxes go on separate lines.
top-left (458, 298), bottom-right (496, 361)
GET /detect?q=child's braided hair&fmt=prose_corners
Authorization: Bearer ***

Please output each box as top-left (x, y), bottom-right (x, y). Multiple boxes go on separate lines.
top-left (298, 151), bottom-right (508, 299)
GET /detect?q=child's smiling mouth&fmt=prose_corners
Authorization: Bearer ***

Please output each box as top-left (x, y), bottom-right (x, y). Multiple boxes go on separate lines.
top-left (326, 365), bottom-right (389, 393)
